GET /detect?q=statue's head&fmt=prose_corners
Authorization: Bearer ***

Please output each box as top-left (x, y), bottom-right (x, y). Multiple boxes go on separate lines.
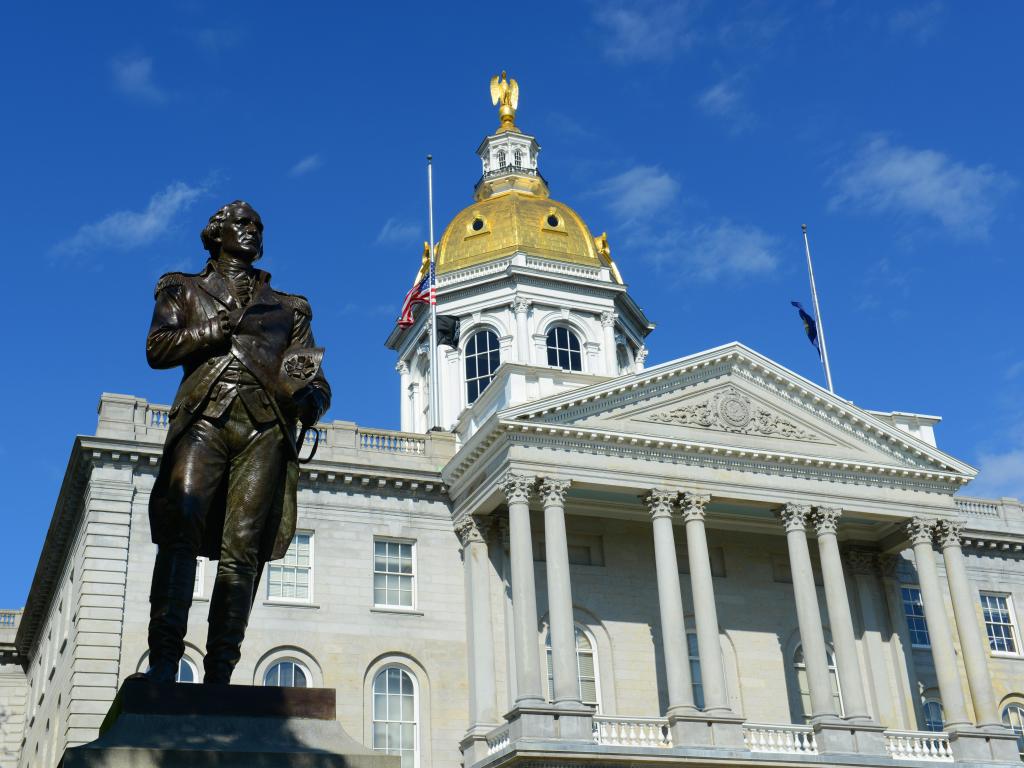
top-left (201, 200), bottom-right (263, 262)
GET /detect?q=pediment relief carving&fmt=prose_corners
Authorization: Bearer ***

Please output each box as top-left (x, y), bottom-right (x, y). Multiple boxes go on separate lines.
top-left (639, 386), bottom-right (823, 442)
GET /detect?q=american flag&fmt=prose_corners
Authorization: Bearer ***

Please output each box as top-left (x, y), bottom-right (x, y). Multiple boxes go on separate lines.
top-left (397, 260), bottom-right (435, 328)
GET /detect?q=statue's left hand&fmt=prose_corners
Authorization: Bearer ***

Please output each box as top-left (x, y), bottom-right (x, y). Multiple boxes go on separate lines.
top-left (295, 387), bottom-right (323, 428)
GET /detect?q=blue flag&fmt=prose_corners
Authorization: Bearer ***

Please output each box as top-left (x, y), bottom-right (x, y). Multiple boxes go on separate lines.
top-left (791, 301), bottom-right (821, 359)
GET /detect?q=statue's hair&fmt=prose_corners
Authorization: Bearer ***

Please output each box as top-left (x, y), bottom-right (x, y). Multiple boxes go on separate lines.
top-left (201, 200), bottom-right (262, 260)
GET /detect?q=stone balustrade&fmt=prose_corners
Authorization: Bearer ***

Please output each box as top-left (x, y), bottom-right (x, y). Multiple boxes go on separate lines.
top-left (0, 610), bottom-right (20, 628)
top-left (593, 716), bottom-right (672, 748)
top-left (485, 724), bottom-right (510, 755)
top-left (743, 723), bottom-right (818, 755)
top-left (884, 730), bottom-right (953, 762)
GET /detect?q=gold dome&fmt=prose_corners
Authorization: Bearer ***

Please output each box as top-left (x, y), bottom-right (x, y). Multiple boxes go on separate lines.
top-left (436, 190), bottom-right (612, 275)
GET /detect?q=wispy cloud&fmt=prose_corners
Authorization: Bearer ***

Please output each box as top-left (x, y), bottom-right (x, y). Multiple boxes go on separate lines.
top-left (595, 165), bottom-right (680, 222)
top-left (376, 217), bottom-right (422, 246)
top-left (968, 447), bottom-right (1024, 500)
top-left (628, 219), bottom-right (778, 281)
top-left (696, 76), bottom-right (752, 133)
top-left (111, 55), bottom-right (166, 103)
top-left (593, 1), bottom-right (697, 62)
top-left (830, 136), bottom-right (1015, 238)
top-left (52, 182), bottom-right (205, 256)
top-left (289, 154), bottom-right (322, 177)
top-left (889, 1), bottom-right (945, 43)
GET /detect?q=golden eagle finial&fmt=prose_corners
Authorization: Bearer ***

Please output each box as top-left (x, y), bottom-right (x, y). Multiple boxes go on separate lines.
top-left (489, 71), bottom-right (520, 132)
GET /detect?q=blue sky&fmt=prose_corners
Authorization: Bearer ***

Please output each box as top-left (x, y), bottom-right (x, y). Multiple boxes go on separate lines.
top-left (2, 1), bottom-right (1023, 607)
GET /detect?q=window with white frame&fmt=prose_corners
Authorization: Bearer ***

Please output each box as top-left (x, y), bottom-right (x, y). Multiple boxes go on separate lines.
top-left (268, 532), bottom-right (313, 601)
top-left (374, 539), bottom-right (415, 608)
top-left (1001, 703), bottom-right (1024, 757)
top-left (688, 632), bottom-right (704, 709)
top-left (546, 326), bottom-right (582, 371)
top-left (923, 700), bottom-right (944, 732)
top-left (901, 586), bottom-right (930, 647)
top-left (513, 149), bottom-right (522, 167)
top-left (193, 557), bottom-right (205, 598)
top-left (177, 657), bottom-right (198, 684)
top-left (497, 149), bottom-right (506, 168)
top-left (545, 625), bottom-right (599, 709)
top-left (264, 659), bottom-right (309, 688)
top-left (981, 593), bottom-right (1020, 654)
top-left (793, 644), bottom-right (843, 722)
top-left (372, 666), bottom-right (418, 768)
top-left (465, 329), bottom-right (500, 405)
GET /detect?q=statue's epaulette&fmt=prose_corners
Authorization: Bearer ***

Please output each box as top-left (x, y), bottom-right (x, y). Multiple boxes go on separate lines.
top-left (154, 271), bottom-right (193, 298)
top-left (276, 290), bottom-right (312, 318)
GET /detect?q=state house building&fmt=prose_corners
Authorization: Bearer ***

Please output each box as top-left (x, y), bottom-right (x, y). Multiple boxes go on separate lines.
top-left (4, 83), bottom-right (1024, 768)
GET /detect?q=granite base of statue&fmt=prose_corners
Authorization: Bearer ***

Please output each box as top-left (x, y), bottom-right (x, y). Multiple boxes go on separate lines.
top-left (59, 677), bottom-right (399, 768)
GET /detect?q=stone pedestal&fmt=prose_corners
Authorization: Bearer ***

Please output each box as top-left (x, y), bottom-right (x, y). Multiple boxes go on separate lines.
top-left (60, 678), bottom-right (398, 768)
top-left (811, 720), bottom-right (888, 756)
top-left (948, 725), bottom-right (1022, 763)
top-left (669, 712), bottom-right (747, 748)
top-left (505, 704), bottom-right (594, 742)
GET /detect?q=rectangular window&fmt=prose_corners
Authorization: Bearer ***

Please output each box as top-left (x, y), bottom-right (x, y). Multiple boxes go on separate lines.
top-left (687, 633), bottom-right (704, 709)
top-left (981, 593), bottom-right (1020, 654)
top-left (902, 587), bottom-right (930, 647)
top-left (268, 533), bottom-right (313, 601)
top-left (194, 557), bottom-right (205, 598)
top-left (374, 539), bottom-right (415, 608)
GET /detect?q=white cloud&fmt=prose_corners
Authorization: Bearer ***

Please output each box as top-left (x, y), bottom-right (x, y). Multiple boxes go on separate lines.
top-left (111, 55), bottom-right (166, 103)
top-left (967, 449), bottom-right (1024, 500)
top-left (593, 1), bottom-right (697, 62)
top-left (53, 182), bottom-right (205, 256)
top-left (696, 77), bottom-right (752, 132)
top-left (375, 217), bottom-right (422, 246)
top-left (889, 2), bottom-right (945, 43)
top-left (830, 136), bottom-right (1014, 237)
top-left (596, 165), bottom-right (680, 222)
top-left (289, 154), bottom-right (322, 177)
top-left (623, 218), bottom-right (779, 282)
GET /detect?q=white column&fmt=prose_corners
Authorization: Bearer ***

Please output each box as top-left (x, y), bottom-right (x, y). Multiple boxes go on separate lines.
top-left (456, 515), bottom-right (499, 730)
top-left (646, 489), bottom-right (696, 716)
top-left (907, 517), bottom-right (971, 728)
top-left (539, 478), bottom-right (580, 707)
top-left (446, 348), bottom-right (462, 427)
top-left (512, 297), bottom-right (531, 364)
top-left (811, 507), bottom-right (871, 721)
top-left (680, 493), bottom-right (730, 713)
top-left (396, 361), bottom-right (411, 432)
top-left (600, 311), bottom-right (618, 375)
top-left (937, 520), bottom-right (1000, 726)
top-left (501, 472), bottom-right (544, 706)
top-left (779, 503), bottom-right (837, 721)
top-left (409, 382), bottom-right (422, 433)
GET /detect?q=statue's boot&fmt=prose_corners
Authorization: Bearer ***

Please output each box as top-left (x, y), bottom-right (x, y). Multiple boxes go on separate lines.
top-left (204, 568), bottom-right (257, 684)
top-left (145, 546), bottom-right (197, 682)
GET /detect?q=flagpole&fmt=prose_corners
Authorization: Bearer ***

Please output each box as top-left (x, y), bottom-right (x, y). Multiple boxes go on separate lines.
top-left (802, 224), bottom-right (834, 394)
top-left (427, 155), bottom-right (440, 429)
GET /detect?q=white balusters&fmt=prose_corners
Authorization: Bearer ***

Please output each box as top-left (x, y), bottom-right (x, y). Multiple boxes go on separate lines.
top-left (743, 723), bottom-right (818, 754)
top-left (592, 717), bottom-right (672, 748)
top-left (884, 730), bottom-right (954, 761)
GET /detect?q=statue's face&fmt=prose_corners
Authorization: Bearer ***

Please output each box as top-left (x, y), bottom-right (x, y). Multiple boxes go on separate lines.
top-left (218, 204), bottom-right (263, 262)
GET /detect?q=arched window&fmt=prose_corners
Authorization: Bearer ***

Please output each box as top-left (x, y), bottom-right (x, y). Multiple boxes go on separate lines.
top-left (372, 667), bottom-right (418, 768)
top-left (497, 149), bottom-right (506, 168)
top-left (465, 329), bottom-right (500, 404)
top-left (177, 657), bottom-right (198, 684)
top-left (514, 149), bottom-right (522, 167)
top-left (793, 644), bottom-right (843, 722)
top-left (546, 327), bottom-right (582, 371)
top-left (545, 626), bottom-right (599, 709)
top-left (923, 700), bottom-right (944, 732)
top-left (264, 660), bottom-right (309, 688)
top-left (1002, 703), bottom-right (1024, 756)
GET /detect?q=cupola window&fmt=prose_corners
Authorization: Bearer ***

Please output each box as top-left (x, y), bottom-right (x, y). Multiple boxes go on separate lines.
top-left (471, 217), bottom-right (485, 232)
top-left (465, 329), bottom-right (501, 404)
top-left (514, 149), bottom-right (522, 167)
top-left (546, 214), bottom-right (560, 227)
top-left (497, 150), bottom-right (506, 168)
top-left (546, 327), bottom-right (582, 372)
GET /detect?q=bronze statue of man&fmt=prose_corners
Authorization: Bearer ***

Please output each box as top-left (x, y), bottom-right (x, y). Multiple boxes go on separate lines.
top-left (144, 200), bottom-right (331, 684)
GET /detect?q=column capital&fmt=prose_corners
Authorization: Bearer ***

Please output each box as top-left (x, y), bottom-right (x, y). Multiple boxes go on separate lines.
top-left (454, 515), bottom-right (490, 548)
top-left (511, 296), bottom-right (531, 314)
top-left (843, 548), bottom-right (879, 576)
top-left (778, 503), bottom-right (811, 532)
top-left (499, 472), bottom-right (535, 505)
top-left (812, 506), bottom-right (843, 536)
top-left (599, 310), bottom-right (618, 328)
top-left (679, 492), bottom-right (710, 523)
top-left (907, 516), bottom-right (938, 546)
top-left (538, 478), bottom-right (570, 506)
top-left (635, 345), bottom-right (649, 367)
top-left (935, 519), bottom-right (966, 550)
top-left (396, 360), bottom-right (409, 375)
top-left (645, 488), bottom-right (677, 521)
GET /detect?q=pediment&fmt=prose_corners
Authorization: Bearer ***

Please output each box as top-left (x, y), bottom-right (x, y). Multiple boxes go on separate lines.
top-left (498, 343), bottom-right (975, 481)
